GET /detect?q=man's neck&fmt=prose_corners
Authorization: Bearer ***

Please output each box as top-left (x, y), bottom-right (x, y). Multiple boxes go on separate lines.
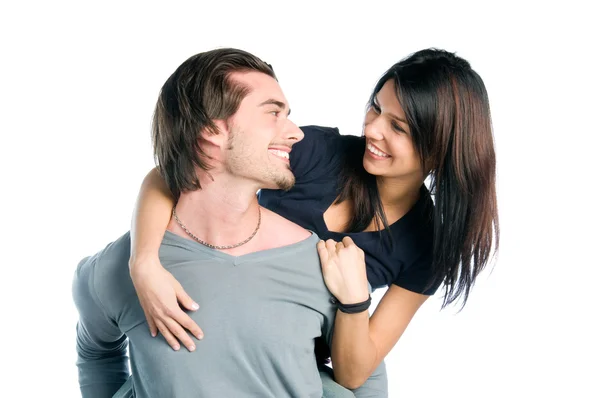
top-left (167, 174), bottom-right (262, 251)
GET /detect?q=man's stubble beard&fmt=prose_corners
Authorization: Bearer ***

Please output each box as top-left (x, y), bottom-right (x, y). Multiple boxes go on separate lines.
top-left (275, 166), bottom-right (295, 191)
top-left (225, 127), bottom-right (295, 191)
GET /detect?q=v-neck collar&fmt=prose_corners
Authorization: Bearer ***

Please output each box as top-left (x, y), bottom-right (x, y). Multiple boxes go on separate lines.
top-left (162, 230), bottom-right (319, 265)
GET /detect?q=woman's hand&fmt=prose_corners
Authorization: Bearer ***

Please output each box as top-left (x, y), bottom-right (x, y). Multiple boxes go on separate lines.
top-left (130, 257), bottom-right (204, 352)
top-left (317, 237), bottom-right (370, 304)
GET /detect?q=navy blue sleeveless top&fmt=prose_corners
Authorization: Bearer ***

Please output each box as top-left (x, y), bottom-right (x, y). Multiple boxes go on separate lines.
top-left (259, 125), bottom-right (439, 295)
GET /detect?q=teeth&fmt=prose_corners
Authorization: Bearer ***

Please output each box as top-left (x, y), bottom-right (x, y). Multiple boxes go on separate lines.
top-left (367, 143), bottom-right (389, 158)
top-left (269, 149), bottom-right (289, 160)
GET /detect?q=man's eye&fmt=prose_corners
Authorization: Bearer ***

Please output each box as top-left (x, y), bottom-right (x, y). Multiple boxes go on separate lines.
top-left (270, 111), bottom-right (280, 116)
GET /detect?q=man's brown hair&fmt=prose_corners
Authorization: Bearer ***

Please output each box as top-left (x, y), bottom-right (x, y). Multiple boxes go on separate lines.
top-left (152, 48), bottom-right (276, 198)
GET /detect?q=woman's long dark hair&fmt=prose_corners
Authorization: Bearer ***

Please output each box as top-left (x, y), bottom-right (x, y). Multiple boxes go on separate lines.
top-left (337, 48), bottom-right (499, 309)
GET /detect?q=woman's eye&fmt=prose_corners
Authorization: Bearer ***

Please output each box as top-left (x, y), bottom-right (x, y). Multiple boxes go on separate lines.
top-left (392, 122), bottom-right (404, 133)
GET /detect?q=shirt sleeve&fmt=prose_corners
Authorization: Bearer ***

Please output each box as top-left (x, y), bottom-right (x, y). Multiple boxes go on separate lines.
top-left (289, 125), bottom-right (342, 183)
top-left (393, 249), bottom-right (440, 296)
top-left (72, 255), bottom-right (130, 398)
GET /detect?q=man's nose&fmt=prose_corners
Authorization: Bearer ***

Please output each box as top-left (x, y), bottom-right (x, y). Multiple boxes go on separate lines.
top-left (285, 120), bottom-right (304, 143)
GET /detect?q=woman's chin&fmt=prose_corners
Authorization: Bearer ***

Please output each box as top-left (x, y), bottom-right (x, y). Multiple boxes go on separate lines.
top-left (363, 155), bottom-right (384, 176)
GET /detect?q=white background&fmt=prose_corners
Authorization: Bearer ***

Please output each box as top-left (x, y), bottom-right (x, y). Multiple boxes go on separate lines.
top-left (1, 1), bottom-right (598, 397)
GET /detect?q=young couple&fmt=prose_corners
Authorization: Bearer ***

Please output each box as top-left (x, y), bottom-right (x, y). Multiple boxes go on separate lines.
top-left (73, 46), bottom-right (498, 397)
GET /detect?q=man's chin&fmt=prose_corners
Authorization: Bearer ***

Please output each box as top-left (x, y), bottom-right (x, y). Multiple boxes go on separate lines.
top-left (272, 174), bottom-right (295, 191)
top-left (278, 180), bottom-right (295, 191)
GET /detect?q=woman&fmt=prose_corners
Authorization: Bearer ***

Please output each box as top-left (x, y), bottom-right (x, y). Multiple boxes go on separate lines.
top-left (129, 48), bottom-right (499, 390)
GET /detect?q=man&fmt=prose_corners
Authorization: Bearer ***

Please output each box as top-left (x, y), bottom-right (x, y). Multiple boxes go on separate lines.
top-left (73, 48), bottom-right (386, 397)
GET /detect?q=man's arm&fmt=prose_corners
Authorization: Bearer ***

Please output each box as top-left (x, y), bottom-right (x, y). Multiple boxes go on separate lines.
top-left (73, 256), bottom-right (130, 398)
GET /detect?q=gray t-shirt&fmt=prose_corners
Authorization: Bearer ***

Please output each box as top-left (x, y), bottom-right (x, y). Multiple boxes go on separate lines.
top-left (73, 231), bottom-right (387, 397)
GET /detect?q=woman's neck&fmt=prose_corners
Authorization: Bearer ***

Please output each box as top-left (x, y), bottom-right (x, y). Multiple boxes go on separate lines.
top-left (376, 176), bottom-right (423, 221)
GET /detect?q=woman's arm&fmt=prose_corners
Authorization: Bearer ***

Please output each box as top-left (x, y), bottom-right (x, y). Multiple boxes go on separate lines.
top-left (317, 237), bottom-right (428, 389)
top-left (333, 285), bottom-right (428, 389)
top-left (129, 167), bottom-right (204, 352)
top-left (130, 168), bottom-right (174, 264)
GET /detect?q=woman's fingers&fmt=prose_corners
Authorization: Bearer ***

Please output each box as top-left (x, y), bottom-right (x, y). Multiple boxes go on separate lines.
top-left (172, 309), bottom-right (204, 341)
top-left (155, 319), bottom-right (181, 351)
top-left (144, 310), bottom-right (158, 337)
top-left (162, 316), bottom-right (197, 352)
top-left (317, 240), bottom-right (329, 265)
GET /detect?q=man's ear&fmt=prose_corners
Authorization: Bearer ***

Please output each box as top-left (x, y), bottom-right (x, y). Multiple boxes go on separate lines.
top-left (199, 120), bottom-right (228, 148)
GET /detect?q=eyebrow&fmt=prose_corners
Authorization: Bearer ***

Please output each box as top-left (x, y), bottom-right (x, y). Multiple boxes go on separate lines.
top-left (259, 99), bottom-right (291, 116)
top-left (373, 97), bottom-right (407, 124)
top-left (390, 113), bottom-right (408, 124)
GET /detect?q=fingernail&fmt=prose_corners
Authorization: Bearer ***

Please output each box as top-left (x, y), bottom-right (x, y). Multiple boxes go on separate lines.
top-left (192, 303), bottom-right (199, 310)
top-left (151, 332), bottom-right (156, 337)
top-left (197, 333), bottom-right (204, 340)
top-left (173, 344), bottom-right (180, 351)
top-left (189, 345), bottom-right (196, 351)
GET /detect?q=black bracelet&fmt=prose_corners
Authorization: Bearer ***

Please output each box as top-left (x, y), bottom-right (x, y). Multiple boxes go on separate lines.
top-left (330, 295), bottom-right (372, 314)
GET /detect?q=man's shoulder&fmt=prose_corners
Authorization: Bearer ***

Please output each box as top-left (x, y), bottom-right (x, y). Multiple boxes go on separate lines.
top-left (260, 207), bottom-right (313, 247)
top-left (92, 232), bottom-right (132, 277)
top-left (74, 232), bottom-right (135, 315)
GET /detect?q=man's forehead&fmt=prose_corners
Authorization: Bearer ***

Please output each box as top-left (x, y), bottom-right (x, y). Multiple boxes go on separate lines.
top-left (230, 71), bottom-right (287, 104)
